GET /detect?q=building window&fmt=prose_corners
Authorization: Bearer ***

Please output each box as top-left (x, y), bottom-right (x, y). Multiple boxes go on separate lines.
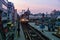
top-left (4, 0), bottom-right (8, 3)
top-left (2, 13), bottom-right (7, 17)
top-left (2, 4), bottom-right (7, 10)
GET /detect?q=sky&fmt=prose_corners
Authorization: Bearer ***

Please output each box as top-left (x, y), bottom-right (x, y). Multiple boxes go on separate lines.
top-left (8, 0), bottom-right (60, 14)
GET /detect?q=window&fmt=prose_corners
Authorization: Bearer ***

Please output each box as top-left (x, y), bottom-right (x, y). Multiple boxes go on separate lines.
top-left (4, 0), bottom-right (8, 3)
top-left (2, 4), bottom-right (7, 10)
top-left (2, 13), bottom-right (7, 17)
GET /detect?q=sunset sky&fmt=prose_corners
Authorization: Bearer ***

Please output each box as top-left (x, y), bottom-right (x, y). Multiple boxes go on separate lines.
top-left (8, 0), bottom-right (60, 14)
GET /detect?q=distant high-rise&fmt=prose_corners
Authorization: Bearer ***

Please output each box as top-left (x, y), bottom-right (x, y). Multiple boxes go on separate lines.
top-left (24, 8), bottom-right (31, 15)
top-left (23, 8), bottom-right (31, 19)
top-left (51, 10), bottom-right (60, 18)
top-left (22, 10), bottom-right (25, 14)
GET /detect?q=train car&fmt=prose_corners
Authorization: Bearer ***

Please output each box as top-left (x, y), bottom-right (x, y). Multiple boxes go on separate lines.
top-left (20, 18), bottom-right (29, 24)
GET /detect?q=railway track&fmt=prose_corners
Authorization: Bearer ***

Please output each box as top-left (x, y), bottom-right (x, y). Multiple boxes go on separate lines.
top-left (21, 22), bottom-right (49, 40)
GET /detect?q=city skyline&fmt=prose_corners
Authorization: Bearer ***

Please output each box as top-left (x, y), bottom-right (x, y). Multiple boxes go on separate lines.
top-left (8, 0), bottom-right (60, 14)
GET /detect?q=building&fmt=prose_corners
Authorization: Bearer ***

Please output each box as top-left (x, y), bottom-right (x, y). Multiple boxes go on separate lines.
top-left (0, 0), bottom-right (8, 28)
top-left (14, 9), bottom-right (18, 34)
top-left (22, 8), bottom-right (31, 20)
top-left (8, 2), bottom-right (14, 22)
top-left (7, 2), bottom-right (16, 27)
top-left (50, 10), bottom-right (60, 18)
top-left (0, 0), bottom-right (8, 40)
top-left (7, 2), bottom-right (18, 40)
top-left (0, 0), bottom-right (19, 40)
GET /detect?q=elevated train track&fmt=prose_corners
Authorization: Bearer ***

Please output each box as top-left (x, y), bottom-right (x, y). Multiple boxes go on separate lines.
top-left (21, 21), bottom-right (50, 40)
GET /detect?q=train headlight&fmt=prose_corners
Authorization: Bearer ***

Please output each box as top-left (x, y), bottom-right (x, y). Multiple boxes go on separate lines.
top-left (20, 18), bottom-right (29, 22)
top-left (21, 19), bottom-right (25, 21)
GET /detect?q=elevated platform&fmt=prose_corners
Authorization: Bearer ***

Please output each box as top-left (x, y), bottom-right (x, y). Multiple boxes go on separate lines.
top-left (14, 24), bottom-right (25, 40)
